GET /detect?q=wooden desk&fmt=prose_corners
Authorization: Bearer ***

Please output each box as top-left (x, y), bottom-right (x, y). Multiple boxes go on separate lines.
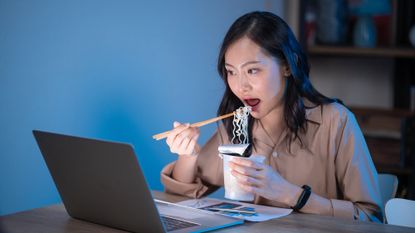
top-left (1, 191), bottom-right (414, 233)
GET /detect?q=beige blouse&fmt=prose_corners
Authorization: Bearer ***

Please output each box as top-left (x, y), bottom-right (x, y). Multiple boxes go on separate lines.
top-left (161, 103), bottom-right (383, 222)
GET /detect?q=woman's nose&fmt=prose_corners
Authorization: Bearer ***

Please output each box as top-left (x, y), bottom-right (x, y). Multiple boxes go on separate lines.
top-left (238, 73), bottom-right (251, 92)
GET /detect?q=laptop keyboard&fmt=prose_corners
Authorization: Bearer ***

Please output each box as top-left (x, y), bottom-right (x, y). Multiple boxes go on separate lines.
top-left (161, 215), bottom-right (199, 232)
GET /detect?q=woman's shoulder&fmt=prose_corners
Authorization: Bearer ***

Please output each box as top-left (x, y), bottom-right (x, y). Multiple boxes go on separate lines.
top-left (308, 103), bottom-right (361, 145)
top-left (306, 101), bottom-right (353, 125)
top-left (320, 102), bottom-right (354, 123)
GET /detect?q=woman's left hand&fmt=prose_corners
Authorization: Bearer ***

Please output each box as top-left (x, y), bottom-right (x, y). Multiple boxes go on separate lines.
top-left (228, 157), bottom-right (301, 206)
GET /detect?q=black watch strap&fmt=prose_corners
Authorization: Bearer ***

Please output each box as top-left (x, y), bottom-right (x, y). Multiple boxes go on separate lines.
top-left (292, 185), bottom-right (311, 211)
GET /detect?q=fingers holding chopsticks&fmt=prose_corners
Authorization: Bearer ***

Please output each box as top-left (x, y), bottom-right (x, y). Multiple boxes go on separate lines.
top-left (166, 121), bottom-right (201, 156)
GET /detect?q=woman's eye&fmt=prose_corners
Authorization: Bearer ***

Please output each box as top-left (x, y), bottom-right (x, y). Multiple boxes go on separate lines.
top-left (247, 68), bottom-right (259, 74)
top-left (226, 70), bottom-right (235, 76)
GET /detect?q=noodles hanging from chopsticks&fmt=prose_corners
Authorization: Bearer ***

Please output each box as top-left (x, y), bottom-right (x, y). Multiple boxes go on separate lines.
top-left (231, 106), bottom-right (251, 144)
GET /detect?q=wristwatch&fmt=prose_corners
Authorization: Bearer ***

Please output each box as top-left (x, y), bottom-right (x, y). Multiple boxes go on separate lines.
top-left (292, 185), bottom-right (311, 211)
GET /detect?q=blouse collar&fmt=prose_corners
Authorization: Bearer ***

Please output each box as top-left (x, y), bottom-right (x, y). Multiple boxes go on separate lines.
top-left (305, 101), bottom-right (322, 125)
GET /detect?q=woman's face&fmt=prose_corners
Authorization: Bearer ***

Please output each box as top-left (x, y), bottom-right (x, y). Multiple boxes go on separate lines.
top-left (225, 36), bottom-right (288, 119)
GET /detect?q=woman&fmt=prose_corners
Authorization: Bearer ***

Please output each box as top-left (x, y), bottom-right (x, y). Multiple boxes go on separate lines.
top-left (161, 11), bottom-right (383, 222)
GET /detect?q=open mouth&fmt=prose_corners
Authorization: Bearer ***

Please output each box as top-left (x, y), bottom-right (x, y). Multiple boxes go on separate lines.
top-left (244, 98), bottom-right (260, 107)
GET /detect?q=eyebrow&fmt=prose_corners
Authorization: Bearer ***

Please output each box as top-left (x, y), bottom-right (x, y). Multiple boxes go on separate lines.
top-left (225, 61), bottom-right (262, 68)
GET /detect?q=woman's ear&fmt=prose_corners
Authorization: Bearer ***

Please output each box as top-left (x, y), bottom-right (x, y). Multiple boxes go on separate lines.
top-left (283, 65), bottom-right (291, 77)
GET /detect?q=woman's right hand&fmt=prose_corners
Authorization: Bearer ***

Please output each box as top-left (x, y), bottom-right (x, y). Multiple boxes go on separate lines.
top-left (166, 121), bottom-right (201, 156)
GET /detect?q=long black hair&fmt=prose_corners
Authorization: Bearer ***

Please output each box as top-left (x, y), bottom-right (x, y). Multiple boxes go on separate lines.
top-left (217, 11), bottom-right (342, 145)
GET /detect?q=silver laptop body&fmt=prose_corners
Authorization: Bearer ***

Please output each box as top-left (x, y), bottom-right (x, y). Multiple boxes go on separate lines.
top-left (33, 130), bottom-right (243, 233)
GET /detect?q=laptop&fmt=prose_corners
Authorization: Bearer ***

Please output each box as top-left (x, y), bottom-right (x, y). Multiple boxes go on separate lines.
top-left (33, 130), bottom-right (243, 233)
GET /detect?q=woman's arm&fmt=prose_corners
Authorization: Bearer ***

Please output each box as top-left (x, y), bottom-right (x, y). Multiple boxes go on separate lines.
top-left (230, 147), bottom-right (382, 222)
top-left (329, 108), bottom-right (383, 222)
top-left (229, 104), bottom-right (383, 222)
top-left (229, 158), bottom-right (333, 216)
top-left (297, 106), bottom-right (383, 221)
top-left (161, 126), bottom-right (225, 198)
top-left (172, 154), bottom-right (198, 183)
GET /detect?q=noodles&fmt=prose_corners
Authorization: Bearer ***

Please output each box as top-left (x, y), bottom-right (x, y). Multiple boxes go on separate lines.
top-left (231, 106), bottom-right (251, 144)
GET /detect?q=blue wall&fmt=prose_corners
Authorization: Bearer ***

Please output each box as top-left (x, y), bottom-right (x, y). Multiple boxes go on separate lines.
top-left (0, 0), bottom-right (283, 215)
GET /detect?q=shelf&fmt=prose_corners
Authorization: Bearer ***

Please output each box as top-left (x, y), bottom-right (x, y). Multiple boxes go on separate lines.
top-left (376, 165), bottom-right (413, 175)
top-left (350, 106), bottom-right (415, 117)
top-left (350, 106), bottom-right (414, 139)
top-left (363, 130), bottom-right (401, 140)
top-left (299, 0), bottom-right (415, 200)
top-left (307, 46), bottom-right (415, 58)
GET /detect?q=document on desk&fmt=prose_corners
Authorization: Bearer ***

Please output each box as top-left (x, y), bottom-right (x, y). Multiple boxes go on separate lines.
top-left (177, 197), bottom-right (292, 222)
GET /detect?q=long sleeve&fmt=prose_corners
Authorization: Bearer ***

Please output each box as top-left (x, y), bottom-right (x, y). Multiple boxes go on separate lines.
top-left (331, 107), bottom-right (383, 222)
top-left (159, 103), bottom-right (384, 222)
top-left (160, 128), bottom-right (226, 199)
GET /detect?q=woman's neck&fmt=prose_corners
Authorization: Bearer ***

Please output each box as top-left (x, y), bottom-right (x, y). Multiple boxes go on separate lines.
top-left (258, 105), bottom-right (285, 143)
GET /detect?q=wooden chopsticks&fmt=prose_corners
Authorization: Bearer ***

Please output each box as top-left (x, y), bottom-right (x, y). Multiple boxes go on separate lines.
top-left (152, 112), bottom-right (235, 140)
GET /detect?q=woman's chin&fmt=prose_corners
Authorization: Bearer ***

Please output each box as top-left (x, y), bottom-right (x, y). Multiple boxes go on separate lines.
top-left (249, 111), bottom-right (262, 119)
